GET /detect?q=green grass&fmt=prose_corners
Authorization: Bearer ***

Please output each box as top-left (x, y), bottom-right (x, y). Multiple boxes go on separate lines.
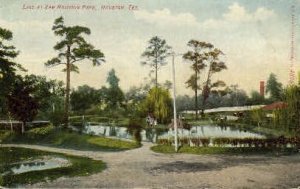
top-left (0, 126), bottom-right (140, 151)
top-left (0, 147), bottom-right (106, 187)
top-left (151, 145), bottom-right (298, 155)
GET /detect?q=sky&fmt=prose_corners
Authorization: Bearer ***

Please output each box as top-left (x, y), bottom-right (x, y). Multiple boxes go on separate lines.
top-left (0, 0), bottom-right (299, 96)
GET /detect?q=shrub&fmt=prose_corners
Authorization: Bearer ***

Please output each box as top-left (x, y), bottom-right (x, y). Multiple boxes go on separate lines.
top-left (26, 125), bottom-right (55, 140)
top-left (157, 138), bottom-right (172, 145)
top-left (179, 137), bottom-right (189, 146)
top-left (200, 138), bottom-right (210, 147)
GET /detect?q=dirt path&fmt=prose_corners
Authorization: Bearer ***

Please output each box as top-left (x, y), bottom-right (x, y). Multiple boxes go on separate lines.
top-left (2, 143), bottom-right (300, 189)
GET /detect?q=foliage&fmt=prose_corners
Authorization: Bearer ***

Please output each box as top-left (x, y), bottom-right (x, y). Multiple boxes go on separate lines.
top-left (26, 125), bottom-right (55, 140)
top-left (45, 16), bottom-right (105, 127)
top-left (183, 40), bottom-right (227, 118)
top-left (249, 90), bottom-right (265, 105)
top-left (141, 87), bottom-right (173, 123)
top-left (221, 85), bottom-right (249, 107)
top-left (6, 79), bottom-right (39, 132)
top-left (0, 128), bottom-right (140, 151)
top-left (183, 40), bottom-right (212, 119)
top-left (158, 136), bottom-right (300, 149)
top-left (251, 108), bottom-right (265, 127)
top-left (0, 147), bottom-right (105, 187)
top-left (125, 84), bottom-right (149, 116)
top-left (0, 27), bottom-right (25, 116)
top-left (141, 36), bottom-right (172, 88)
top-left (176, 95), bottom-right (194, 112)
top-left (70, 85), bottom-right (102, 113)
top-left (273, 85), bottom-right (300, 135)
top-left (103, 69), bottom-right (125, 110)
top-left (126, 118), bottom-right (143, 144)
top-left (201, 48), bottom-right (227, 115)
top-left (266, 73), bottom-right (283, 101)
top-left (23, 74), bottom-right (65, 125)
top-left (151, 145), bottom-right (297, 155)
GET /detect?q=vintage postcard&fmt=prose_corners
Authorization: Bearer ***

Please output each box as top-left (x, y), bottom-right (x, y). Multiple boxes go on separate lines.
top-left (0, 0), bottom-right (299, 188)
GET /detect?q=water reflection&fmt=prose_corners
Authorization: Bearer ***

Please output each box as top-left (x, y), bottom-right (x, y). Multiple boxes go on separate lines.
top-left (7, 156), bottom-right (70, 175)
top-left (81, 124), bottom-right (264, 142)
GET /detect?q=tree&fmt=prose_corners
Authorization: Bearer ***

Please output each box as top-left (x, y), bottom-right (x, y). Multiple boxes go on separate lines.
top-left (24, 74), bottom-right (64, 116)
top-left (201, 48), bottom-right (227, 115)
top-left (70, 85), bottom-right (101, 113)
top-left (0, 27), bottom-right (25, 116)
top-left (266, 73), bottom-right (283, 101)
top-left (125, 83), bottom-right (151, 117)
top-left (183, 40), bottom-right (213, 119)
top-left (7, 79), bottom-right (39, 133)
top-left (142, 87), bottom-right (172, 123)
top-left (102, 69), bottom-right (125, 113)
top-left (45, 16), bottom-right (105, 127)
top-left (249, 91), bottom-right (265, 105)
top-left (141, 36), bottom-right (171, 88)
top-left (163, 80), bottom-right (172, 90)
top-left (176, 95), bottom-right (194, 112)
top-left (23, 74), bottom-right (65, 126)
top-left (220, 85), bottom-right (249, 107)
top-left (273, 85), bottom-right (300, 135)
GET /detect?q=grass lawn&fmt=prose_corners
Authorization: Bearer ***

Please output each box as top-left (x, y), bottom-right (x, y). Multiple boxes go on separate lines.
top-left (0, 125), bottom-right (140, 151)
top-left (151, 145), bottom-right (298, 155)
top-left (0, 147), bottom-right (105, 187)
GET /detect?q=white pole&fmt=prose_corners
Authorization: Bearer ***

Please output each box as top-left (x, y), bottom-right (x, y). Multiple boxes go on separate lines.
top-left (172, 53), bottom-right (178, 152)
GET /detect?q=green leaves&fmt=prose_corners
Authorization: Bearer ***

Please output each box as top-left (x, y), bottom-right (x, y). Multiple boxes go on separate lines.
top-left (45, 16), bottom-right (106, 127)
top-left (183, 39), bottom-right (227, 114)
top-left (7, 79), bottom-right (39, 124)
top-left (46, 16), bottom-right (105, 69)
top-left (62, 64), bottom-right (79, 73)
top-left (0, 27), bottom-right (13, 40)
top-left (141, 87), bottom-right (172, 123)
top-left (185, 74), bottom-right (200, 91)
top-left (266, 73), bottom-right (283, 101)
top-left (141, 36), bottom-right (172, 87)
top-left (72, 43), bottom-right (105, 65)
top-left (45, 57), bottom-right (63, 67)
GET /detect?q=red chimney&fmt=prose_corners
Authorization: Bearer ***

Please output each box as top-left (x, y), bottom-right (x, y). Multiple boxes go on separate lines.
top-left (260, 81), bottom-right (265, 97)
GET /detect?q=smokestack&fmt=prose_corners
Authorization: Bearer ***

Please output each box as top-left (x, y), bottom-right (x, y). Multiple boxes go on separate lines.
top-left (260, 81), bottom-right (265, 97)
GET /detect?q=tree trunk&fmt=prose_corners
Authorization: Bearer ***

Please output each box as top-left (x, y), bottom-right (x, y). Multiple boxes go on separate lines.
top-left (8, 112), bottom-right (13, 132)
top-left (21, 122), bottom-right (25, 134)
top-left (195, 71), bottom-right (198, 120)
top-left (64, 45), bottom-right (71, 128)
top-left (201, 67), bottom-right (212, 116)
top-left (201, 95), bottom-right (206, 116)
top-left (155, 62), bottom-right (158, 89)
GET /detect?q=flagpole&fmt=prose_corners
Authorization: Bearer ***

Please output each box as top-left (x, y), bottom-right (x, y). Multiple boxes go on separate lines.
top-left (171, 53), bottom-right (178, 152)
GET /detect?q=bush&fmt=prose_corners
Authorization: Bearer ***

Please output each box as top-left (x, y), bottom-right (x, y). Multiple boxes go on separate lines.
top-left (157, 138), bottom-right (172, 145)
top-left (26, 125), bottom-right (55, 140)
top-left (0, 175), bottom-right (3, 186)
top-left (157, 136), bottom-right (300, 149)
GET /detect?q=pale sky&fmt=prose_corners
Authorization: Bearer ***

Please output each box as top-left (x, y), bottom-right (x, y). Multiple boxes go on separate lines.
top-left (0, 0), bottom-right (299, 96)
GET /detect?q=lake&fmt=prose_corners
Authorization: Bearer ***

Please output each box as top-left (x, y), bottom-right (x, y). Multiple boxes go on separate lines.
top-left (81, 123), bottom-right (264, 142)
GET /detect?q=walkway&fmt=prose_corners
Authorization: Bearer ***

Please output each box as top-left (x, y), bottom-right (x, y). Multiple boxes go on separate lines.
top-left (2, 143), bottom-right (300, 189)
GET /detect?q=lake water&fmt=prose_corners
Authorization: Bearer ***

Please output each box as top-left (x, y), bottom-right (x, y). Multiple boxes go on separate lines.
top-left (7, 156), bottom-right (70, 175)
top-left (82, 124), bottom-right (264, 142)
